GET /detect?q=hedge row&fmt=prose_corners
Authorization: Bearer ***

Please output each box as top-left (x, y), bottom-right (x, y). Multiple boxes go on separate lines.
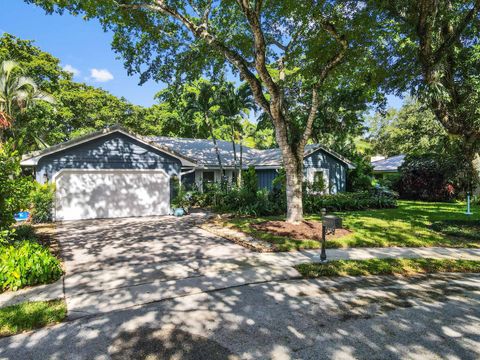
top-left (304, 190), bottom-right (397, 213)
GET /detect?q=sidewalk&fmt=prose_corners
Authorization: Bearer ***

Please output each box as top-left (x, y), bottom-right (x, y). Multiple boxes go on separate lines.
top-left (0, 278), bottom-right (64, 308)
top-left (1, 246), bottom-right (479, 313)
top-left (257, 246), bottom-right (480, 267)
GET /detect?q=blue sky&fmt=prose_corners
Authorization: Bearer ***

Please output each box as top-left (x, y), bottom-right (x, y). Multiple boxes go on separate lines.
top-left (2, 0), bottom-right (163, 106)
top-left (2, 0), bottom-right (403, 109)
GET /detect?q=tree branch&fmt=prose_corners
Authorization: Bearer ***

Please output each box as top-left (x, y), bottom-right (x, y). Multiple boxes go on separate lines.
top-left (235, 0), bottom-right (280, 99)
top-left (432, 0), bottom-right (480, 65)
top-left (301, 21), bottom-right (348, 147)
top-left (117, 0), bottom-right (271, 114)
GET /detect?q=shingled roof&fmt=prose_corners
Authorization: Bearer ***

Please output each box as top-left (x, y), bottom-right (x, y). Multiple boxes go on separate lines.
top-left (20, 126), bottom-right (355, 169)
top-left (151, 136), bottom-right (259, 167)
top-left (371, 154), bottom-right (406, 172)
top-left (154, 137), bottom-right (355, 169)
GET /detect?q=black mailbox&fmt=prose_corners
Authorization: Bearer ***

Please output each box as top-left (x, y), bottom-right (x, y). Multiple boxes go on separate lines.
top-left (320, 215), bottom-right (342, 263)
top-left (322, 215), bottom-right (342, 235)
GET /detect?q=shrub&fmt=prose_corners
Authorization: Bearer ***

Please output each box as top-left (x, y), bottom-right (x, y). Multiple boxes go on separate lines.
top-left (185, 167), bottom-right (285, 216)
top-left (347, 157), bottom-right (374, 192)
top-left (0, 225), bottom-right (37, 246)
top-left (0, 240), bottom-right (62, 291)
top-left (304, 190), bottom-right (397, 213)
top-left (0, 229), bottom-right (16, 246)
top-left (0, 142), bottom-right (33, 230)
top-left (243, 166), bottom-right (258, 195)
top-left (30, 183), bottom-right (55, 224)
top-left (171, 184), bottom-right (190, 212)
top-left (375, 173), bottom-right (401, 190)
top-left (12, 224), bottom-right (36, 240)
top-left (397, 154), bottom-right (459, 201)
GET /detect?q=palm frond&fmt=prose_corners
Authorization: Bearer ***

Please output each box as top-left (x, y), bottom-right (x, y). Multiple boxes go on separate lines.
top-left (34, 91), bottom-right (56, 104)
top-left (1, 60), bottom-right (20, 75)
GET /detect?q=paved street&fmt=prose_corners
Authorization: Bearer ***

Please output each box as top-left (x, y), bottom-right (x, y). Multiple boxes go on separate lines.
top-left (1, 272), bottom-right (479, 359)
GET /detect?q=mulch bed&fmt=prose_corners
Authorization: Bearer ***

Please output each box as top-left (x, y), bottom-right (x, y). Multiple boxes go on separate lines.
top-left (251, 220), bottom-right (351, 242)
top-left (33, 223), bottom-right (62, 258)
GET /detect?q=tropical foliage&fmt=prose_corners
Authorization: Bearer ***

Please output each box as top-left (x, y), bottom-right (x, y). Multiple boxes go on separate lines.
top-left (0, 141), bottom-right (32, 230)
top-left (0, 59), bottom-right (54, 142)
top-left (0, 239), bottom-right (62, 291)
top-left (29, 183), bottom-right (55, 224)
top-left (0, 34), bottom-right (260, 154)
top-left (397, 154), bottom-right (460, 202)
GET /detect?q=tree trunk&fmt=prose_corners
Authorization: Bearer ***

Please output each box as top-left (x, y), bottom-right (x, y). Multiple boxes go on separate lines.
top-left (460, 135), bottom-right (479, 194)
top-left (280, 143), bottom-right (304, 224)
top-left (230, 121), bottom-right (238, 184)
top-left (239, 134), bottom-right (243, 186)
top-left (206, 114), bottom-right (224, 178)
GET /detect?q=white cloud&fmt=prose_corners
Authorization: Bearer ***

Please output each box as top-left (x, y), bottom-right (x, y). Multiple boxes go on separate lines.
top-left (63, 64), bottom-right (80, 77)
top-left (89, 68), bottom-right (114, 82)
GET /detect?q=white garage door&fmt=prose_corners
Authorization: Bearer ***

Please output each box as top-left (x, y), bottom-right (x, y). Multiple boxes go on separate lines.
top-left (54, 169), bottom-right (171, 221)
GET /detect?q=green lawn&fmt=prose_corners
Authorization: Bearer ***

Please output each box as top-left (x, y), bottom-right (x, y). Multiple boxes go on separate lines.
top-left (223, 200), bottom-right (480, 251)
top-left (295, 258), bottom-right (480, 278)
top-left (0, 300), bottom-right (67, 337)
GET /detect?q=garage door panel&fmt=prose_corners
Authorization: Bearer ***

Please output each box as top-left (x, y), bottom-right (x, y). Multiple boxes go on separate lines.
top-left (55, 170), bottom-right (170, 221)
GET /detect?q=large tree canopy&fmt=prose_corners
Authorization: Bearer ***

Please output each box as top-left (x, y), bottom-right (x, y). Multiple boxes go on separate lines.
top-left (1, 33), bottom-right (264, 154)
top-left (372, 0), bottom-right (480, 183)
top-left (367, 99), bottom-right (449, 157)
top-left (26, 0), bottom-right (386, 222)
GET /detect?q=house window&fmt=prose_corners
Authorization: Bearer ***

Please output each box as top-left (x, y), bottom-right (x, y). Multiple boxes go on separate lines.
top-left (307, 168), bottom-right (329, 194)
top-left (312, 171), bottom-right (326, 193)
top-left (203, 171), bottom-right (215, 183)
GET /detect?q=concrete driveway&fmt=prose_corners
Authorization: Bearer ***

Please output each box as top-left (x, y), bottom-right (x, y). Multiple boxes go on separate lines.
top-left (56, 213), bottom-right (299, 318)
top-left (57, 213), bottom-right (248, 271)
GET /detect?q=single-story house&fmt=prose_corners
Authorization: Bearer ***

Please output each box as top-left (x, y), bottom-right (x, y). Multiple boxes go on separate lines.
top-left (371, 154), bottom-right (405, 178)
top-left (20, 126), bottom-right (354, 221)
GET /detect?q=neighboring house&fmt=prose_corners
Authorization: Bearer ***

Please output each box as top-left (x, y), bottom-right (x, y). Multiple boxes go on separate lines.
top-left (371, 154), bottom-right (406, 178)
top-left (20, 126), bottom-right (354, 221)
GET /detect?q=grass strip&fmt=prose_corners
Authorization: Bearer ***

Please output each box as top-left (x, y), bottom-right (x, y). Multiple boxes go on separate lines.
top-left (0, 299), bottom-right (67, 337)
top-left (295, 258), bottom-right (480, 278)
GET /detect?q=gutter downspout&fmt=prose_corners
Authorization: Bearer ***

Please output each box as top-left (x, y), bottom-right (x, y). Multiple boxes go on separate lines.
top-left (179, 167), bottom-right (196, 190)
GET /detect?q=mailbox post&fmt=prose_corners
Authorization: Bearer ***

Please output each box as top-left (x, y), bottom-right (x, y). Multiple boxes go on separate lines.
top-left (320, 215), bottom-right (342, 263)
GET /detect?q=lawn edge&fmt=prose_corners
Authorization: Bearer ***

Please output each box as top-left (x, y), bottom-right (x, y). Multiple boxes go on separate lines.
top-left (294, 258), bottom-right (480, 278)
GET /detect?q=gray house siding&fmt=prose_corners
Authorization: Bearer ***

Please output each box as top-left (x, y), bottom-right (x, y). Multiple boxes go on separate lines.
top-left (256, 149), bottom-right (348, 192)
top-left (303, 149), bottom-right (347, 193)
top-left (36, 133), bottom-right (182, 184)
top-left (256, 169), bottom-right (278, 190)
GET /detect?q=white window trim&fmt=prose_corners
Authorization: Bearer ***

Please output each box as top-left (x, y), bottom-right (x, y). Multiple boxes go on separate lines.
top-left (306, 167), bottom-right (330, 195)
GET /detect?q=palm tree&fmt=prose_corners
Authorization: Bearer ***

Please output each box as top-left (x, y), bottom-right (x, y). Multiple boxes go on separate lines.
top-left (0, 60), bottom-right (55, 142)
top-left (184, 82), bottom-right (224, 175)
top-left (218, 83), bottom-right (255, 185)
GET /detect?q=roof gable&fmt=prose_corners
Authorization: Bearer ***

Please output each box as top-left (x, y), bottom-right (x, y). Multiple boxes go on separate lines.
top-left (20, 126), bottom-right (197, 167)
